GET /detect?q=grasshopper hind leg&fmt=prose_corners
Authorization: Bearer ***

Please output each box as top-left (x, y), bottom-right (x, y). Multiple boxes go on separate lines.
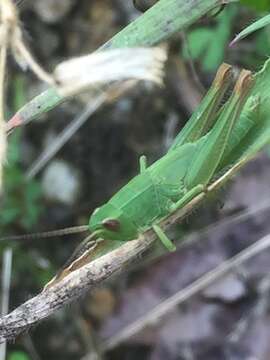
top-left (170, 184), bottom-right (205, 212)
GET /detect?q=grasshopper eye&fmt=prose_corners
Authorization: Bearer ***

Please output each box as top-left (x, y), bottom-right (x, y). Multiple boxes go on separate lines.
top-left (102, 218), bottom-right (120, 232)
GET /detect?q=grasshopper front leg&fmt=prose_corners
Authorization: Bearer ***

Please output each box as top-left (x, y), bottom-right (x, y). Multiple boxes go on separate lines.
top-left (170, 184), bottom-right (204, 212)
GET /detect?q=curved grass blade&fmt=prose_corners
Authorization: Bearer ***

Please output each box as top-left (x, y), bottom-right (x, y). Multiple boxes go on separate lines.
top-left (230, 13), bottom-right (270, 46)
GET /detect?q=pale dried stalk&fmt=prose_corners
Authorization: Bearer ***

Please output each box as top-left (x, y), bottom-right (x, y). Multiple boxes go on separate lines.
top-left (0, 0), bottom-right (55, 186)
top-left (12, 28), bottom-right (54, 85)
top-left (0, 25), bottom-right (7, 122)
top-left (0, 0), bottom-right (10, 189)
top-left (0, 36), bottom-right (6, 173)
top-left (0, 233), bottom-right (153, 343)
top-left (0, 248), bottom-right (13, 359)
top-left (0, 0), bottom-right (54, 84)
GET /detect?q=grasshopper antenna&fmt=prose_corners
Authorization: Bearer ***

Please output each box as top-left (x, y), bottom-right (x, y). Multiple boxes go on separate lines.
top-left (0, 225), bottom-right (89, 242)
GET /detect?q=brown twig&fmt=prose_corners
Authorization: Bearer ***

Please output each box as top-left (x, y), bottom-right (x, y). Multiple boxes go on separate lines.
top-left (0, 233), bottom-right (154, 342)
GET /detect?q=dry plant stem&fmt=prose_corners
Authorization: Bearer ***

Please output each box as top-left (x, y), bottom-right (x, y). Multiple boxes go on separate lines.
top-left (0, 0), bottom-right (15, 123)
top-left (12, 33), bottom-right (54, 85)
top-left (0, 30), bottom-right (7, 187)
top-left (0, 234), bottom-right (153, 342)
top-left (0, 0), bottom-right (10, 186)
top-left (0, 249), bottom-right (13, 359)
top-left (0, 0), bottom-right (51, 173)
top-left (0, 0), bottom-right (54, 85)
top-left (0, 29), bottom-right (7, 122)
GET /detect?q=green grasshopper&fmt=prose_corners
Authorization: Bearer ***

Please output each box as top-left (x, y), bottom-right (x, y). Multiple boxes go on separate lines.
top-left (42, 63), bottom-right (257, 289)
top-left (87, 65), bottom-right (253, 245)
top-left (5, 60), bottom-right (270, 290)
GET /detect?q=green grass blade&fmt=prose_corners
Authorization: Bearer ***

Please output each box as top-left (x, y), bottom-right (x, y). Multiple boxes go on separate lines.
top-left (102, 0), bottom-right (222, 49)
top-left (230, 13), bottom-right (270, 45)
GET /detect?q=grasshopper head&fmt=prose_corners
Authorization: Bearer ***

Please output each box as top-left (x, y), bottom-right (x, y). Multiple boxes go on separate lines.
top-left (89, 203), bottom-right (138, 241)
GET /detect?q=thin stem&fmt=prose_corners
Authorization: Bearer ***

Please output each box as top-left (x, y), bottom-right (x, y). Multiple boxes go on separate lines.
top-left (0, 248), bottom-right (13, 359)
top-left (0, 28), bottom-right (8, 122)
top-left (13, 34), bottom-right (55, 85)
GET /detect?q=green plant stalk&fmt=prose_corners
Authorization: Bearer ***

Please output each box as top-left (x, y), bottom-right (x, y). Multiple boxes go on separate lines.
top-left (101, 0), bottom-right (222, 49)
top-left (6, 0), bottom-right (226, 131)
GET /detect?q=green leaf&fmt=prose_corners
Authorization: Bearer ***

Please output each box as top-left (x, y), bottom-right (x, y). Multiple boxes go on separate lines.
top-left (183, 29), bottom-right (212, 60)
top-left (13, 76), bottom-right (26, 111)
top-left (183, 6), bottom-right (236, 72)
top-left (231, 13), bottom-right (270, 45)
top-left (8, 351), bottom-right (30, 360)
top-left (241, 0), bottom-right (270, 12)
top-left (0, 207), bottom-right (21, 225)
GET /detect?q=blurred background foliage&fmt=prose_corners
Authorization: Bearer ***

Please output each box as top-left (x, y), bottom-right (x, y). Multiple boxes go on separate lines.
top-left (2, 76), bottom-right (42, 230)
top-left (241, 0), bottom-right (270, 11)
top-left (3, 0), bottom-right (270, 359)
